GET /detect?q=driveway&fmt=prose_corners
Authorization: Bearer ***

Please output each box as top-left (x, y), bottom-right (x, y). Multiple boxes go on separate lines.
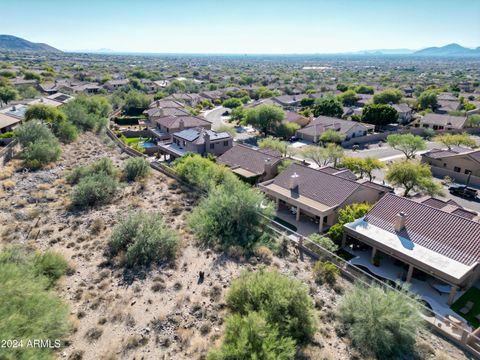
top-left (203, 106), bottom-right (227, 130)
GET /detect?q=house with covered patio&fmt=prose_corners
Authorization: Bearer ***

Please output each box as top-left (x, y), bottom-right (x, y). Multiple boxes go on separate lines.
top-left (343, 193), bottom-right (480, 312)
top-left (258, 163), bottom-right (391, 234)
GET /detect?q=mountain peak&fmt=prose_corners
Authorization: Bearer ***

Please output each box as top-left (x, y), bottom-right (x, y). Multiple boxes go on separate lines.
top-left (0, 34), bottom-right (61, 53)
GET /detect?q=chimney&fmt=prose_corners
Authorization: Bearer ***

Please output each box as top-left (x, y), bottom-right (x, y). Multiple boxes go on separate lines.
top-left (264, 158), bottom-right (272, 176)
top-left (156, 100), bottom-right (160, 107)
top-left (203, 130), bottom-right (210, 152)
top-left (394, 212), bottom-right (407, 232)
top-left (179, 119), bottom-right (185, 131)
top-left (289, 172), bottom-right (299, 191)
top-left (11, 105), bottom-right (16, 111)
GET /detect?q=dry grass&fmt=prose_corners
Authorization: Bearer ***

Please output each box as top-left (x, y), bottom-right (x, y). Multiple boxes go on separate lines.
top-left (0, 166), bottom-right (14, 180)
top-left (1, 180), bottom-right (15, 190)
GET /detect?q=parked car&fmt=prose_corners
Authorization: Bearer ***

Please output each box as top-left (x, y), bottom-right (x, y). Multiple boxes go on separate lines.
top-left (449, 185), bottom-right (478, 199)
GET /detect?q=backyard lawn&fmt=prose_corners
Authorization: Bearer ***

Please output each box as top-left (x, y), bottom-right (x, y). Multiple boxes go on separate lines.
top-left (451, 286), bottom-right (480, 329)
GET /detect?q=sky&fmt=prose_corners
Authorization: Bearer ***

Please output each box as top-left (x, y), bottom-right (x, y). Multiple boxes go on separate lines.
top-left (1, 0), bottom-right (480, 54)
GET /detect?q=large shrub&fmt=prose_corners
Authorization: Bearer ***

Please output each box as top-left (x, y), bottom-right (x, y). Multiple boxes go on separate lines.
top-left (53, 120), bottom-right (78, 143)
top-left (22, 138), bottom-right (61, 170)
top-left (63, 96), bottom-right (110, 132)
top-left (0, 247), bottom-right (70, 360)
top-left (71, 173), bottom-right (118, 208)
top-left (108, 211), bottom-right (178, 268)
top-left (328, 203), bottom-right (371, 243)
top-left (337, 284), bottom-right (424, 358)
top-left (33, 252), bottom-right (69, 288)
top-left (207, 312), bottom-right (296, 360)
top-left (124, 157), bottom-right (150, 181)
top-left (173, 154), bottom-right (236, 192)
top-left (227, 269), bottom-right (316, 343)
top-left (188, 179), bottom-right (274, 251)
top-left (15, 120), bottom-right (54, 146)
top-left (66, 157), bottom-right (117, 184)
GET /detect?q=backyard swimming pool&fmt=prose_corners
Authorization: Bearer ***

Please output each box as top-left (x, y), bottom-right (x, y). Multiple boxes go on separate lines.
top-left (139, 141), bottom-right (157, 149)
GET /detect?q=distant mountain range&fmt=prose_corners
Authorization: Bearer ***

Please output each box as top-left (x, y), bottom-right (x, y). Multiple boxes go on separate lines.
top-left (0, 35), bottom-right (61, 53)
top-left (413, 43), bottom-right (480, 56)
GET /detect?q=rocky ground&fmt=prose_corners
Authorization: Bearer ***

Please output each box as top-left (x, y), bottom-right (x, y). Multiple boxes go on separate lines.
top-left (0, 132), bottom-right (474, 360)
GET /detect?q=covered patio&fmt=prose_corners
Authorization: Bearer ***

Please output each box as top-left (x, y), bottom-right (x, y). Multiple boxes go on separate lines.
top-left (274, 206), bottom-right (321, 236)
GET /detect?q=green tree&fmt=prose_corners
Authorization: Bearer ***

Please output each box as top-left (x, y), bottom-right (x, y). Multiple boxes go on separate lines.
top-left (245, 105), bottom-right (284, 136)
top-left (300, 97), bottom-right (315, 107)
top-left (340, 156), bottom-right (384, 181)
top-left (207, 312), bottom-right (296, 360)
top-left (336, 83), bottom-right (349, 92)
top-left (387, 134), bottom-right (427, 159)
top-left (328, 203), bottom-right (371, 243)
top-left (466, 114), bottom-right (480, 128)
top-left (338, 284), bottom-right (424, 359)
top-left (386, 161), bottom-right (443, 197)
top-left (25, 104), bottom-right (66, 123)
top-left (308, 233), bottom-right (338, 252)
top-left (418, 90), bottom-right (438, 110)
top-left (222, 98), bottom-right (242, 109)
top-left (122, 90), bottom-right (150, 115)
top-left (108, 211), bottom-right (178, 268)
top-left (52, 120), bottom-right (78, 143)
top-left (23, 70), bottom-right (41, 81)
top-left (433, 132), bottom-right (477, 150)
top-left (15, 120), bottom-right (55, 146)
top-left (0, 86), bottom-right (19, 106)
top-left (124, 157), bottom-right (151, 181)
top-left (355, 84), bottom-right (374, 94)
top-left (258, 136), bottom-right (288, 156)
top-left (312, 96), bottom-right (343, 118)
top-left (229, 106), bottom-right (246, 123)
top-left (361, 104), bottom-right (399, 130)
top-left (188, 180), bottom-right (274, 251)
top-left (319, 129), bottom-right (347, 144)
top-left (338, 90), bottom-right (358, 106)
top-left (300, 143), bottom-right (344, 167)
top-left (274, 122), bottom-right (299, 139)
top-left (373, 89), bottom-right (403, 104)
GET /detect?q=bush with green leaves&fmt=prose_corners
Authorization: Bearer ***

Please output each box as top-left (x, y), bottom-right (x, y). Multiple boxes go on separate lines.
top-left (0, 247), bottom-right (70, 360)
top-left (328, 203), bottom-right (371, 243)
top-left (62, 97), bottom-right (110, 132)
top-left (337, 283), bottom-right (424, 358)
top-left (22, 138), bottom-right (62, 170)
top-left (67, 157), bottom-right (117, 184)
top-left (188, 179), bottom-right (274, 251)
top-left (227, 269), bottom-right (316, 343)
top-left (124, 156), bottom-right (150, 181)
top-left (313, 261), bottom-right (339, 285)
top-left (33, 251), bottom-right (69, 288)
top-left (15, 120), bottom-right (54, 146)
top-left (173, 153), bottom-right (236, 192)
top-left (307, 234), bottom-right (338, 253)
top-left (53, 120), bottom-right (78, 143)
top-left (207, 311), bottom-right (296, 360)
top-left (108, 211), bottom-right (178, 268)
top-left (71, 173), bottom-right (118, 208)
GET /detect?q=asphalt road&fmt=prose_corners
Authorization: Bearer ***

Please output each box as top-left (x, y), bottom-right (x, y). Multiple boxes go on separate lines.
top-left (203, 106), bottom-right (226, 130)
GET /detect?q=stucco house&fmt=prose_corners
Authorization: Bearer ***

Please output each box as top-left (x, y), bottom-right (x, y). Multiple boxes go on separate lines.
top-left (419, 113), bottom-right (467, 130)
top-left (296, 116), bottom-right (374, 143)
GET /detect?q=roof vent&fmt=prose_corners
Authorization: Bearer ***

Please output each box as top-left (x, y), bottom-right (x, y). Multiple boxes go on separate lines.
top-left (394, 212), bottom-right (407, 232)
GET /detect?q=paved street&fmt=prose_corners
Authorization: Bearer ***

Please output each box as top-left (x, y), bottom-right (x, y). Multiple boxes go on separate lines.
top-left (203, 106), bottom-right (227, 130)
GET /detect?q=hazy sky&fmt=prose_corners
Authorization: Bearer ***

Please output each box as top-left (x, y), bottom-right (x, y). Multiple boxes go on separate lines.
top-left (2, 0), bottom-right (479, 53)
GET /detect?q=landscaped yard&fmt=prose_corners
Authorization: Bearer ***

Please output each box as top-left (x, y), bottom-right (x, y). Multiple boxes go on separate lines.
top-left (451, 286), bottom-right (480, 329)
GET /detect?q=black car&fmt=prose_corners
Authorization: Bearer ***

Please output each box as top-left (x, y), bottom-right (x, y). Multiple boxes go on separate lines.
top-left (449, 185), bottom-right (478, 199)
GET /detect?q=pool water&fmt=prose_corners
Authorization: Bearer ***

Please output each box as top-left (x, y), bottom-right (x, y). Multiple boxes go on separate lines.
top-left (139, 142), bottom-right (157, 149)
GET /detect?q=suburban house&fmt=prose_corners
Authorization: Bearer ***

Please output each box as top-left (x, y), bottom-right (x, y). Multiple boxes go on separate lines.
top-left (284, 111), bottom-right (310, 127)
top-left (392, 103), bottom-right (413, 124)
top-left (148, 99), bottom-right (185, 109)
top-left (419, 113), bottom-right (467, 130)
top-left (164, 93), bottom-right (203, 107)
top-left (296, 116), bottom-right (374, 143)
top-left (103, 79), bottom-right (130, 91)
top-left (421, 147), bottom-right (480, 188)
top-left (71, 83), bottom-right (101, 94)
top-left (259, 163), bottom-right (391, 233)
top-left (355, 94), bottom-right (373, 107)
top-left (343, 193), bottom-right (480, 305)
top-left (217, 144), bottom-right (283, 183)
top-left (435, 93), bottom-right (461, 114)
top-left (157, 127), bottom-right (233, 160)
top-left (149, 115), bottom-right (211, 140)
top-left (0, 112), bottom-right (21, 133)
top-left (144, 106), bottom-right (191, 119)
top-left (199, 90), bottom-right (224, 102)
top-left (272, 94), bottom-right (308, 109)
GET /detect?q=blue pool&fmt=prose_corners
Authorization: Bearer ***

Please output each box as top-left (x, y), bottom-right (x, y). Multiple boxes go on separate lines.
top-left (139, 142), bottom-right (157, 149)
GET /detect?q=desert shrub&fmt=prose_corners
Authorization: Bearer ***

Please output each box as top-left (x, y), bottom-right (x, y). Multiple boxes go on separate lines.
top-left (22, 138), bottom-right (61, 169)
top-left (108, 211), bottom-right (178, 268)
top-left (15, 120), bottom-right (54, 146)
top-left (313, 261), bottom-right (339, 285)
top-left (33, 252), bottom-right (69, 288)
top-left (227, 269), bottom-right (316, 343)
top-left (337, 283), bottom-right (424, 358)
top-left (124, 156), bottom-right (150, 181)
top-left (207, 311), bottom-right (296, 360)
top-left (188, 179), bottom-right (274, 251)
top-left (172, 154), bottom-right (236, 192)
top-left (66, 157), bottom-right (116, 184)
top-left (63, 99), bottom-right (109, 132)
top-left (53, 120), bottom-right (78, 143)
top-left (71, 173), bottom-right (118, 208)
top-left (0, 247), bottom-right (70, 360)
top-left (307, 234), bottom-right (338, 253)
top-left (328, 203), bottom-right (371, 243)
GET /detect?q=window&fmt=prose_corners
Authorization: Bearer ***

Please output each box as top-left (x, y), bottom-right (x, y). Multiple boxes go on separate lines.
top-left (210, 143), bottom-right (215, 149)
top-left (465, 169), bottom-right (472, 175)
top-left (443, 163), bottom-right (446, 167)
top-left (454, 166), bottom-right (461, 173)
top-left (223, 141), bottom-right (229, 146)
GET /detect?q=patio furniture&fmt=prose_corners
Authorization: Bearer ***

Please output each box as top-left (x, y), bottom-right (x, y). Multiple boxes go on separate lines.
top-left (459, 301), bottom-right (474, 315)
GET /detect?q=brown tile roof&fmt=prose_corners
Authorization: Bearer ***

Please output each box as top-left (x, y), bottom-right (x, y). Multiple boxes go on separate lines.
top-left (217, 144), bottom-right (282, 176)
top-left (268, 163), bottom-right (385, 207)
top-left (421, 113), bottom-right (466, 128)
top-left (297, 116), bottom-right (373, 137)
top-left (154, 116), bottom-right (210, 129)
top-left (364, 193), bottom-right (480, 265)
